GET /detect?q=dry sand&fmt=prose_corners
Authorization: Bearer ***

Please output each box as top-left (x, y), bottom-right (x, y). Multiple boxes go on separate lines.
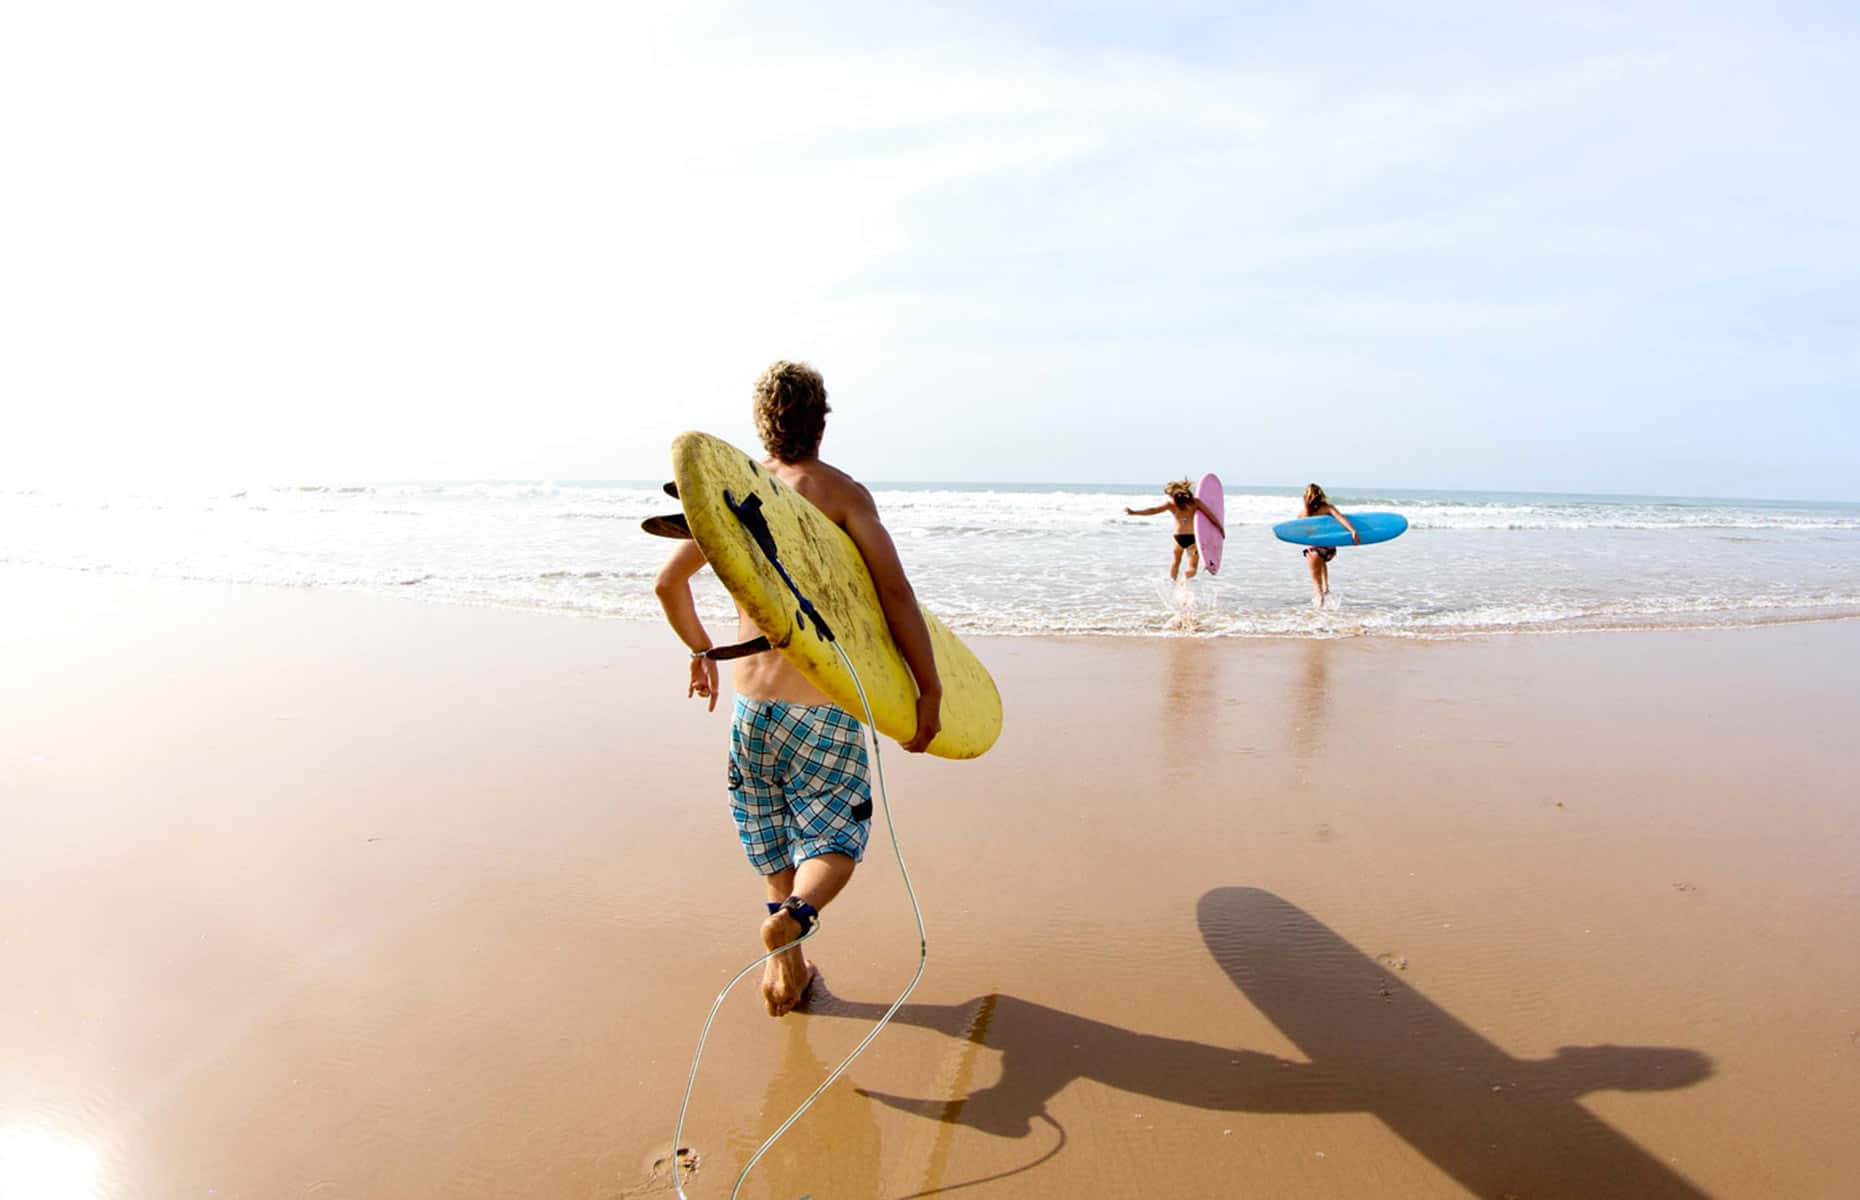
top-left (2, 565), bottom-right (1857, 1198)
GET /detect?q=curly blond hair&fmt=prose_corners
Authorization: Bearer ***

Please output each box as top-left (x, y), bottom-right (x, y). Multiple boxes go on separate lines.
top-left (752, 361), bottom-right (831, 462)
top-left (1165, 479), bottom-right (1195, 505)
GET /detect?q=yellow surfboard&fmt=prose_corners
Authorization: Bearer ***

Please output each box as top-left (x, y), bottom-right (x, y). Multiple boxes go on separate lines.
top-left (672, 431), bottom-right (1002, 759)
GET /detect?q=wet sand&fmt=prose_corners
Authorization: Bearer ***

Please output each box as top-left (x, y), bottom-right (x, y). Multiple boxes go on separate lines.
top-left (2, 564), bottom-right (1858, 1199)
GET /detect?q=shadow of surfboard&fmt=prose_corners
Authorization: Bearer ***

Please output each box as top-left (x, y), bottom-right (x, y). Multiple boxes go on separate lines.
top-left (809, 888), bottom-right (1713, 1198)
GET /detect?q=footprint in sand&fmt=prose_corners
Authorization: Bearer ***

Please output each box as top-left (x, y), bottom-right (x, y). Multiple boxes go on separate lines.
top-left (621, 1146), bottom-right (697, 1198)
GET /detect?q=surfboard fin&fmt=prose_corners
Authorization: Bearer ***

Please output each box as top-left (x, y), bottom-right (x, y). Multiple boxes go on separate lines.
top-left (640, 513), bottom-right (692, 539)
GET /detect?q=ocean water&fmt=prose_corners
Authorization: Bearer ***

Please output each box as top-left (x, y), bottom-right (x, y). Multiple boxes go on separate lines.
top-left (4, 481), bottom-right (1859, 639)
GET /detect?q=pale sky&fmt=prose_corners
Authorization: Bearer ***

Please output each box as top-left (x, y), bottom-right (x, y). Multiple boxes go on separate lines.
top-left (4, 2), bottom-right (1857, 499)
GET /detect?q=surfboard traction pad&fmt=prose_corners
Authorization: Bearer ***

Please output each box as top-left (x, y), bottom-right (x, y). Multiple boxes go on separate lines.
top-left (671, 431), bottom-right (1002, 759)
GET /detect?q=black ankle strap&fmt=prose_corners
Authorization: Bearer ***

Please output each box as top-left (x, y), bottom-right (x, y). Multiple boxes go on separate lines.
top-left (779, 896), bottom-right (818, 934)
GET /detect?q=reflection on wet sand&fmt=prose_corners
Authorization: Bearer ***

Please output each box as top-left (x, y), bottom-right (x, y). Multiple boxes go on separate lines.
top-left (724, 1016), bottom-right (881, 1200)
top-left (1290, 637), bottom-right (1332, 766)
top-left (1160, 636), bottom-right (1219, 768)
top-left (813, 889), bottom-right (1712, 1199)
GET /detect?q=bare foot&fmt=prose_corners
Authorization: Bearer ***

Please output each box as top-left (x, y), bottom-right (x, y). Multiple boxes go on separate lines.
top-left (759, 910), bottom-right (815, 1017)
top-left (759, 957), bottom-right (782, 1016)
top-left (787, 960), bottom-right (820, 1013)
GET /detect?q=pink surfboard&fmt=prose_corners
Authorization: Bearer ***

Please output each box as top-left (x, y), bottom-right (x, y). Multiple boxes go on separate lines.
top-left (1195, 473), bottom-right (1225, 575)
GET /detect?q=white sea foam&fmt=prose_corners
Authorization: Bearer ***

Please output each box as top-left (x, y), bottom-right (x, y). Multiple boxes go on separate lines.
top-left (4, 481), bottom-right (1858, 639)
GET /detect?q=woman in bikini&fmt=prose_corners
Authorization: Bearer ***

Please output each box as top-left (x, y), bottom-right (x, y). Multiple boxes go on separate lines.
top-left (1125, 479), bottom-right (1224, 580)
top-left (1297, 482), bottom-right (1358, 607)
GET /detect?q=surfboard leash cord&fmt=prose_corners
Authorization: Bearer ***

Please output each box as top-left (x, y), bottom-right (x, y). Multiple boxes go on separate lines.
top-left (671, 490), bottom-right (930, 1200)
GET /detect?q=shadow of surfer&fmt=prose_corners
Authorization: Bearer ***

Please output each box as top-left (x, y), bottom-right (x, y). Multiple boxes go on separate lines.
top-left (809, 888), bottom-right (1713, 1198)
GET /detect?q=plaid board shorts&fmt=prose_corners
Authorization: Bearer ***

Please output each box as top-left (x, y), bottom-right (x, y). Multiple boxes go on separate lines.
top-left (728, 699), bottom-right (873, 874)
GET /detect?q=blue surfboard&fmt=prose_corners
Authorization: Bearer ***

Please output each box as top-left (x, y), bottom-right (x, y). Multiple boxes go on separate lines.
top-left (1273, 512), bottom-right (1408, 548)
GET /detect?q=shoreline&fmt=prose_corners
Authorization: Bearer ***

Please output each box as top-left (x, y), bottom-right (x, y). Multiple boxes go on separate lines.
top-left (8, 561), bottom-right (1860, 644)
top-left (3, 566), bottom-right (1857, 1197)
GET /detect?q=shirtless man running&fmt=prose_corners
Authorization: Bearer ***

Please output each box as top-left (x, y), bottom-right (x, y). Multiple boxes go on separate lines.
top-left (654, 360), bottom-right (942, 1016)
